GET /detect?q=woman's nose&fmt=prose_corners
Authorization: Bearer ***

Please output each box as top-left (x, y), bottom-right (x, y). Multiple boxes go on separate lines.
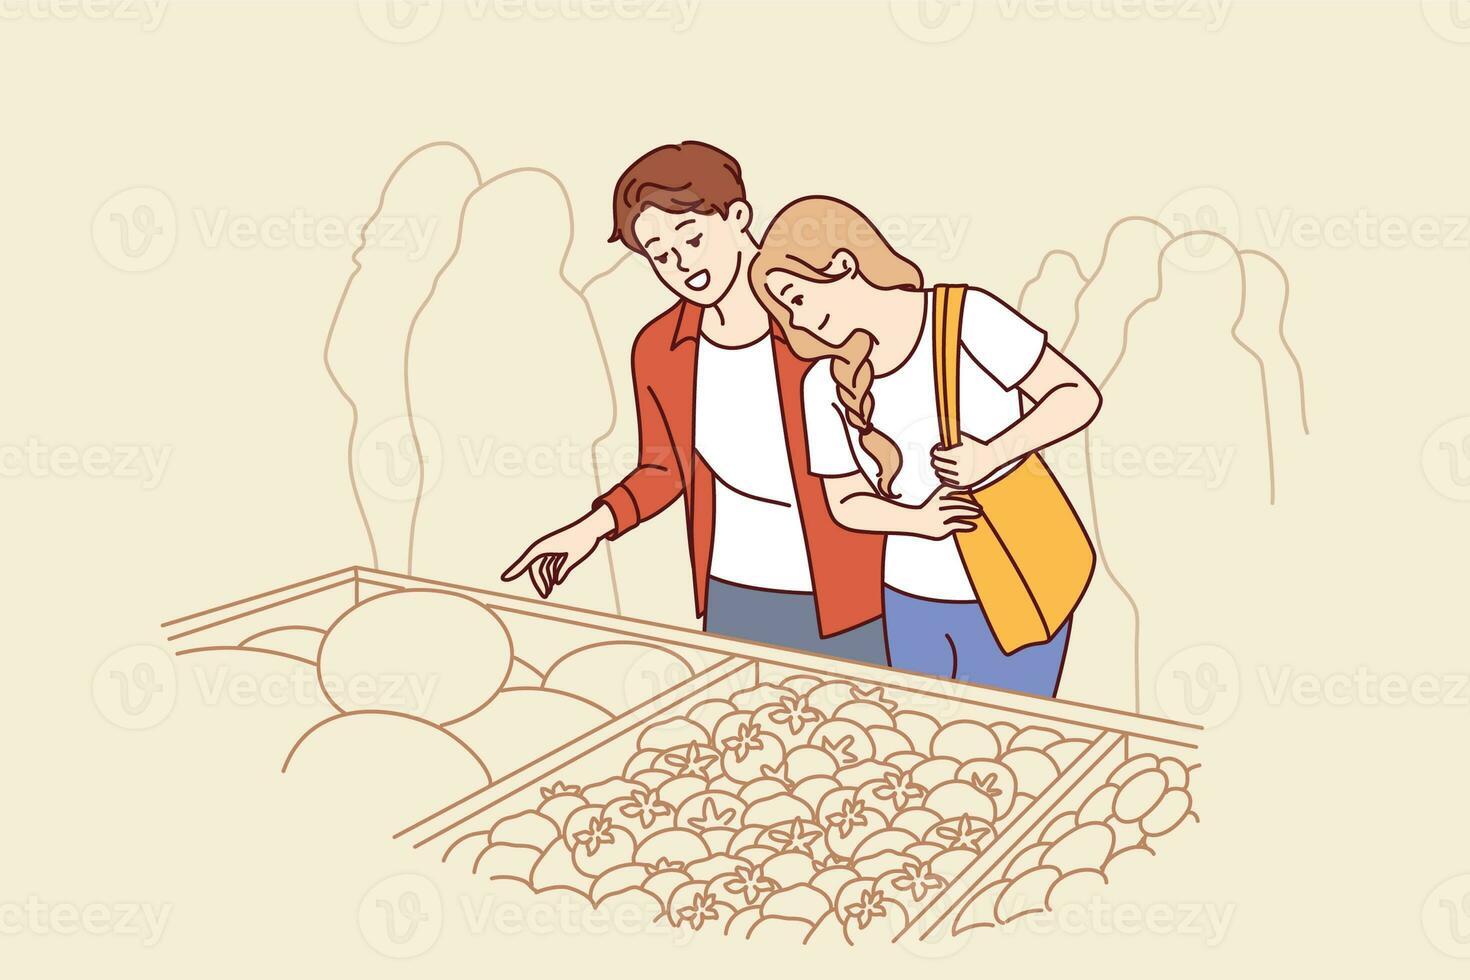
top-left (672, 247), bottom-right (690, 273)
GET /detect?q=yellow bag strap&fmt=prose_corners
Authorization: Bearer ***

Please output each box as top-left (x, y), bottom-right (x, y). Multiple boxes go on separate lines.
top-left (932, 284), bottom-right (966, 450)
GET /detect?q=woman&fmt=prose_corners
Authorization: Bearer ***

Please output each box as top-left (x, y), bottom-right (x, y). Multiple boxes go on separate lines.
top-left (749, 196), bottom-right (1102, 697)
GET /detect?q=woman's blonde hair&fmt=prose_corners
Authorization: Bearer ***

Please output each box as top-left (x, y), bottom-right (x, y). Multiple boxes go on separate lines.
top-left (750, 196), bottom-right (923, 496)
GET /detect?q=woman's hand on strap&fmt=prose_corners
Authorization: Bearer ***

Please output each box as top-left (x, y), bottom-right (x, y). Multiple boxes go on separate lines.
top-left (930, 434), bottom-right (1004, 490)
top-left (907, 486), bottom-right (983, 540)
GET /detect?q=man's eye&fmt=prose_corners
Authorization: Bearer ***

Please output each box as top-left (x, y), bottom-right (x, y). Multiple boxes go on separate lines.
top-left (654, 252), bottom-right (669, 265)
top-left (791, 295), bottom-right (804, 306)
top-left (686, 235), bottom-right (702, 248)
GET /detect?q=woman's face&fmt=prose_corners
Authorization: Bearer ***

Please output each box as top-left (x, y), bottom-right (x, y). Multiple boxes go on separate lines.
top-left (764, 256), bottom-right (868, 347)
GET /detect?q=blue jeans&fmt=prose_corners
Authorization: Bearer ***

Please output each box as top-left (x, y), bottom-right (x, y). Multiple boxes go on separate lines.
top-left (882, 586), bottom-right (1071, 697)
top-left (704, 577), bottom-right (889, 666)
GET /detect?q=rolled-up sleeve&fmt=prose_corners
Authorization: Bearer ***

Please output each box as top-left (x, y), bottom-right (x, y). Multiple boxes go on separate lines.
top-left (960, 288), bottom-right (1047, 390)
top-left (594, 349), bottom-right (684, 540)
top-left (803, 368), bottom-right (860, 477)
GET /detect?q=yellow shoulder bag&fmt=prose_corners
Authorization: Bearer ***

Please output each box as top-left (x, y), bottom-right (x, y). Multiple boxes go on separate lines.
top-left (932, 284), bottom-right (1096, 654)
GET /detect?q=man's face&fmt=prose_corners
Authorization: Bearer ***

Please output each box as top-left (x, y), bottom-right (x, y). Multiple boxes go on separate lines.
top-left (632, 204), bottom-right (749, 307)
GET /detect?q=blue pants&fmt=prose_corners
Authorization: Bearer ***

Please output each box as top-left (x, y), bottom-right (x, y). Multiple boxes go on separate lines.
top-left (882, 586), bottom-right (1071, 697)
top-left (703, 577), bottom-right (889, 666)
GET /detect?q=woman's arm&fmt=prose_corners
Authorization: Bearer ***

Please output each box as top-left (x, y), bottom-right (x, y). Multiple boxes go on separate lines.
top-left (820, 472), bottom-right (981, 540)
top-left (932, 346), bottom-right (1102, 488)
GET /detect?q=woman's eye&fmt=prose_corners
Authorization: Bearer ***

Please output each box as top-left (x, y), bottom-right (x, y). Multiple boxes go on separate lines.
top-left (654, 252), bottom-right (669, 265)
top-left (686, 234), bottom-right (702, 248)
top-left (791, 295), bottom-right (803, 307)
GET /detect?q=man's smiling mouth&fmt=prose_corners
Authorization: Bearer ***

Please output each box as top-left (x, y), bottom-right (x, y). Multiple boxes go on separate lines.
top-left (685, 269), bottom-right (710, 290)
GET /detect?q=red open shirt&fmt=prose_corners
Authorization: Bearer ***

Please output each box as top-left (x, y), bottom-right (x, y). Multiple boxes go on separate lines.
top-left (595, 300), bottom-right (883, 638)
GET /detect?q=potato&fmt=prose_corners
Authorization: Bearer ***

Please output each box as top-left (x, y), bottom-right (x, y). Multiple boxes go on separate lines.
top-left (923, 780), bottom-right (999, 824)
top-left (743, 793), bottom-right (814, 828)
top-left (1042, 821), bottom-right (1115, 874)
top-left (1114, 769), bottom-right (1167, 823)
top-left (1000, 748), bottom-right (1060, 797)
top-left (1159, 757), bottom-right (1191, 790)
top-left (996, 866), bottom-right (1062, 923)
top-left (1009, 726), bottom-right (1063, 752)
top-left (1046, 738), bottom-right (1092, 771)
top-left (834, 699), bottom-right (896, 730)
top-left (1141, 787), bottom-right (1192, 837)
top-left (785, 745), bottom-right (838, 782)
top-left (893, 711), bottom-right (940, 755)
top-left (931, 720), bottom-right (1001, 762)
top-left (1041, 811), bottom-right (1078, 844)
top-left (634, 828), bottom-right (710, 868)
top-left (1004, 841), bottom-right (1050, 878)
top-left (317, 590), bottom-right (511, 723)
top-left (1077, 784), bottom-right (1117, 825)
top-left (530, 839), bottom-right (595, 896)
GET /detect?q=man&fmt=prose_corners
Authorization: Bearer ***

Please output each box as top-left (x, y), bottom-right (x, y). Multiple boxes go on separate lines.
top-left (502, 141), bottom-right (885, 662)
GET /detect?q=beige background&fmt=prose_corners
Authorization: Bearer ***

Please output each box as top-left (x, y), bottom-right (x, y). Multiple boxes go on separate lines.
top-left (4, 0), bottom-right (1470, 974)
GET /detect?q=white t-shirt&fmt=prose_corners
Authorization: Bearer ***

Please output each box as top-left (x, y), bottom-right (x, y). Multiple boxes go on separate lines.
top-left (695, 334), bottom-right (814, 592)
top-left (803, 289), bottom-right (1046, 601)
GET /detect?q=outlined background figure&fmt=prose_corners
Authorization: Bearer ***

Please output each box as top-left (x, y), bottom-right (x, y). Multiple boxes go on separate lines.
top-left (5, 2), bottom-right (1470, 977)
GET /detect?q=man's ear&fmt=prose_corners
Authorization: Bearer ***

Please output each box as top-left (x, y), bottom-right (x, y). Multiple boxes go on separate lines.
top-left (728, 200), bottom-right (753, 235)
top-left (828, 248), bottom-right (858, 278)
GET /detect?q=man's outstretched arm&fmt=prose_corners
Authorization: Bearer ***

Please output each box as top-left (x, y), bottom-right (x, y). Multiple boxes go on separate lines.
top-left (503, 352), bottom-right (684, 597)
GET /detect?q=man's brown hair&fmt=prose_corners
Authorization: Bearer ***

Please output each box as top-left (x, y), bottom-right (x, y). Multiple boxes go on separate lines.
top-left (609, 141), bottom-right (745, 252)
